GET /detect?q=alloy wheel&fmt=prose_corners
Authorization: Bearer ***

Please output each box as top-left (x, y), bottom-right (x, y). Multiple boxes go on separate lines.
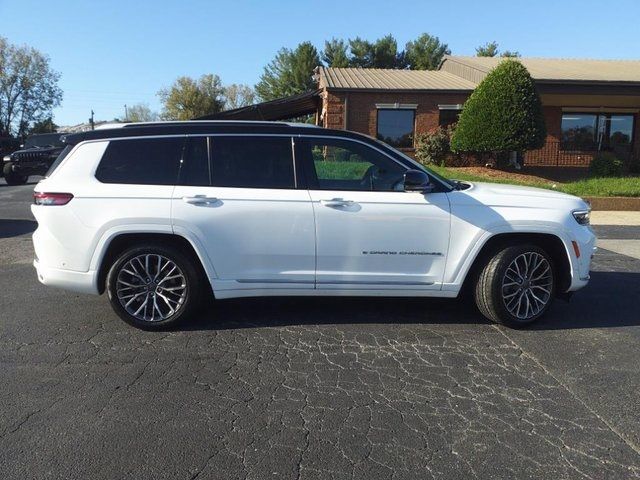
top-left (501, 251), bottom-right (553, 320)
top-left (116, 254), bottom-right (187, 322)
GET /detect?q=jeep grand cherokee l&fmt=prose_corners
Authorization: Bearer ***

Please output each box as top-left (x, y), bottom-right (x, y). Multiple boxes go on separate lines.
top-left (31, 121), bottom-right (596, 329)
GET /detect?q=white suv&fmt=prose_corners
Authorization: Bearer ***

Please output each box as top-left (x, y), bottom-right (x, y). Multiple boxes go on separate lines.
top-left (31, 121), bottom-right (596, 329)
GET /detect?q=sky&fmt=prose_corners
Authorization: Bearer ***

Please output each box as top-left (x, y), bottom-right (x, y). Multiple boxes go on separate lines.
top-left (2, 0), bottom-right (640, 126)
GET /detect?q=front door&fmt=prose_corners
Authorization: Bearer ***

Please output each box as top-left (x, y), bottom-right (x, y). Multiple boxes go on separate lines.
top-left (171, 135), bottom-right (315, 294)
top-left (297, 137), bottom-right (450, 290)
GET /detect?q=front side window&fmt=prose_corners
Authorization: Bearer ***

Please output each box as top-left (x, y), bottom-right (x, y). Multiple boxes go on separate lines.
top-left (300, 138), bottom-right (406, 192)
top-left (96, 137), bottom-right (184, 185)
top-left (376, 109), bottom-right (415, 148)
top-left (561, 113), bottom-right (634, 151)
top-left (210, 136), bottom-right (294, 189)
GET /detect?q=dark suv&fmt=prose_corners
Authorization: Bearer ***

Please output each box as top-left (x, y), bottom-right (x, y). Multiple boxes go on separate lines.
top-left (2, 133), bottom-right (65, 185)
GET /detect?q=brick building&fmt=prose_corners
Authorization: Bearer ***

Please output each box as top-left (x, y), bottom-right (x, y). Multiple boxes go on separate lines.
top-left (316, 56), bottom-right (640, 168)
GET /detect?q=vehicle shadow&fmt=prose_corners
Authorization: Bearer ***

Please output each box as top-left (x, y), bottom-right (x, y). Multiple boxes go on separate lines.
top-left (0, 219), bottom-right (37, 238)
top-left (182, 271), bottom-right (640, 332)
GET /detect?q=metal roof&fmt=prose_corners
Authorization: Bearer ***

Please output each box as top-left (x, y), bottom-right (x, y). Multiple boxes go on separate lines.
top-left (197, 90), bottom-right (321, 121)
top-left (318, 67), bottom-right (476, 91)
top-left (440, 56), bottom-right (640, 84)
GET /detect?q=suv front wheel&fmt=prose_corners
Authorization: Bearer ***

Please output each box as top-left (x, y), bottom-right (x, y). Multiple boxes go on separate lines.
top-left (3, 162), bottom-right (28, 185)
top-left (475, 245), bottom-right (555, 327)
top-left (106, 244), bottom-right (203, 329)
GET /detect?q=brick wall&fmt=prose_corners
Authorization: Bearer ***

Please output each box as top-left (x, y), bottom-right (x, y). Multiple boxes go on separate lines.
top-left (322, 89), bottom-right (639, 168)
top-left (322, 90), bottom-right (469, 144)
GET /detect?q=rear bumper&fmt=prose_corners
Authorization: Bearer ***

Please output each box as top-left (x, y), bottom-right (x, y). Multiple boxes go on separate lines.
top-left (33, 259), bottom-right (99, 295)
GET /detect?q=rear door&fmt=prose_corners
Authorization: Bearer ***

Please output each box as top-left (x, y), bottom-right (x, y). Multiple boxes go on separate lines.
top-left (171, 135), bottom-right (316, 294)
top-left (297, 136), bottom-right (451, 290)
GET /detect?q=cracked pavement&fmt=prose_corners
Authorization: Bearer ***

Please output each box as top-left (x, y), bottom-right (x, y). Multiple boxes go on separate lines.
top-left (1, 180), bottom-right (640, 479)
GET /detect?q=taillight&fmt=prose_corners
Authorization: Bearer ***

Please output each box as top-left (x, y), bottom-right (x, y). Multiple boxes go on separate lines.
top-left (33, 192), bottom-right (74, 206)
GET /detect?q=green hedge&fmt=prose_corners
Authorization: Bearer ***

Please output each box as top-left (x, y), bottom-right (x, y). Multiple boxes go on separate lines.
top-left (451, 59), bottom-right (546, 153)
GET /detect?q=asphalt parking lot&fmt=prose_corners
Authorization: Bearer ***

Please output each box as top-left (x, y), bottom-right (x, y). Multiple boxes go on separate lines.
top-left (1, 179), bottom-right (640, 479)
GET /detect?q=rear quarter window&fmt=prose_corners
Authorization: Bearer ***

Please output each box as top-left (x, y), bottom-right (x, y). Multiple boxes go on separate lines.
top-left (95, 137), bottom-right (184, 185)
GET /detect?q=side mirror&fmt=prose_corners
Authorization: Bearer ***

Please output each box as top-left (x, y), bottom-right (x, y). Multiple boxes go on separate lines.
top-left (403, 169), bottom-right (433, 193)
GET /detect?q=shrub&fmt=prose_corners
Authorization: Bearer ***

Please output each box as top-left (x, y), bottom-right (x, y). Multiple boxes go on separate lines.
top-left (450, 59), bottom-right (546, 154)
top-left (415, 126), bottom-right (452, 166)
top-left (589, 152), bottom-right (624, 177)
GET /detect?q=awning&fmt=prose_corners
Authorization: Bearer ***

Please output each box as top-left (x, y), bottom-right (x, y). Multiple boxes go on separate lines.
top-left (195, 89), bottom-right (321, 121)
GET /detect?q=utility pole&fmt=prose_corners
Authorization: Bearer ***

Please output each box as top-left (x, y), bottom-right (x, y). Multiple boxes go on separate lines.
top-left (89, 110), bottom-right (95, 130)
top-left (124, 104), bottom-right (128, 122)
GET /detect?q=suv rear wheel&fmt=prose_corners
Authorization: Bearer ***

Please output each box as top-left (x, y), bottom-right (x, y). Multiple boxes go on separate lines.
top-left (106, 244), bottom-right (203, 329)
top-left (3, 162), bottom-right (28, 185)
top-left (475, 244), bottom-right (555, 327)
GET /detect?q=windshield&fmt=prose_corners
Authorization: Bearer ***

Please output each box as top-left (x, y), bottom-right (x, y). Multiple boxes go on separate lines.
top-left (25, 133), bottom-right (63, 149)
top-left (373, 138), bottom-right (456, 190)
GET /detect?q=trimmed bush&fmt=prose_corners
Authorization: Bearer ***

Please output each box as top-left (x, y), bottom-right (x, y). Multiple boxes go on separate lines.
top-left (589, 152), bottom-right (624, 177)
top-left (415, 126), bottom-right (452, 166)
top-left (450, 60), bottom-right (546, 154)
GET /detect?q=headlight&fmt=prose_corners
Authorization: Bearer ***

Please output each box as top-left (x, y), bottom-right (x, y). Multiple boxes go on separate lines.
top-left (572, 209), bottom-right (590, 225)
top-left (2, 155), bottom-right (10, 162)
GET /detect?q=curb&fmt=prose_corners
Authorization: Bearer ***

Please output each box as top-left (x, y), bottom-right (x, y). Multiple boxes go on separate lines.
top-left (583, 196), bottom-right (640, 211)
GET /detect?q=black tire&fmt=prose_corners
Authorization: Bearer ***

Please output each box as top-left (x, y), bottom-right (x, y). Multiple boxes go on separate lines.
top-left (106, 243), bottom-right (203, 330)
top-left (3, 163), bottom-right (28, 185)
top-left (475, 244), bottom-right (555, 328)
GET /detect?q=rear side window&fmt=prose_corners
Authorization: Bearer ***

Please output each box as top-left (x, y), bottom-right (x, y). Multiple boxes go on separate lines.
top-left (96, 137), bottom-right (184, 185)
top-left (179, 137), bottom-right (211, 186)
top-left (211, 136), bottom-right (294, 189)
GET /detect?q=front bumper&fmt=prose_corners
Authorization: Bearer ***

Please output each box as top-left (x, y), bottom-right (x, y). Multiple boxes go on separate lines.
top-left (33, 259), bottom-right (99, 295)
top-left (567, 227), bottom-right (597, 292)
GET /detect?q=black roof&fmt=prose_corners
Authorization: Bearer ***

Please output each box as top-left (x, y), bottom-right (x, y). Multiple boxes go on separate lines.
top-left (196, 90), bottom-right (321, 121)
top-left (61, 121), bottom-right (373, 146)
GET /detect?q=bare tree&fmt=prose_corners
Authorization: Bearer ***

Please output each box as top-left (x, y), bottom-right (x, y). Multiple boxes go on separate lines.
top-left (224, 84), bottom-right (256, 110)
top-left (0, 36), bottom-right (62, 137)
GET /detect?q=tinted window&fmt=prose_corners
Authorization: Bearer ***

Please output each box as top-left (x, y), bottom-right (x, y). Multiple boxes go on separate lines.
top-left (301, 138), bottom-right (406, 191)
top-left (179, 137), bottom-right (211, 186)
top-left (96, 137), bottom-right (184, 185)
top-left (376, 109), bottom-right (415, 148)
top-left (211, 136), bottom-right (294, 189)
top-left (561, 113), bottom-right (635, 151)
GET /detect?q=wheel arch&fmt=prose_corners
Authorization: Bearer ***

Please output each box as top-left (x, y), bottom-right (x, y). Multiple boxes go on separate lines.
top-left (96, 232), bottom-right (213, 294)
top-left (460, 232), bottom-right (572, 297)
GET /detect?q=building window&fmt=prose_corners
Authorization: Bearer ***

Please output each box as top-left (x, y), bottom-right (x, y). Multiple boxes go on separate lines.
top-left (376, 109), bottom-right (415, 148)
top-left (561, 113), bottom-right (634, 151)
top-left (438, 104), bottom-right (463, 128)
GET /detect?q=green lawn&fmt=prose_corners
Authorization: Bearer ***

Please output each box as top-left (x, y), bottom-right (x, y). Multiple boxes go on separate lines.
top-left (430, 165), bottom-right (640, 197)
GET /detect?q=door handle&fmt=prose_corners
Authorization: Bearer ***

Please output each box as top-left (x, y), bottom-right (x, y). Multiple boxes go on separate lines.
top-left (320, 198), bottom-right (354, 207)
top-left (182, 195), bottom-right (219, 205)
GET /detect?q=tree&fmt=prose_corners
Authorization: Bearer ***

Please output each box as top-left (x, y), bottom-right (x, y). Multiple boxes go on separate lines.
top-left (321, 38), bottom-right (349, 68)
top-left (501, 50), bottom-right (521, 58)
top-left (0, 36), bottom-right (63, 137)
top-left (158, 74), bottom-right (225, 120)
top-left (29, 117), bottom-right (58, 134)
top-left (348, 35), bottom-right (404, 69)
top-left (125, 103), bottom-right (159, 122)
top-left (224, 84), bottom-right (256, 110)
top-left (405, 33), bottom-right (451, 70)
top-left (255, 42), bottom-right (320, 101)
top-left (476, 41), bottom-right (499, 57)
top-left (450, 60), bottom-right (546, 154)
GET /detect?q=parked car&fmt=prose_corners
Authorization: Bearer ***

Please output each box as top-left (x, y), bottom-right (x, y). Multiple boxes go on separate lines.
top-left (2, 133), bottom-right (65, 185)
top-left (0, 136), bottom-right (21, 164)
top-left (31, 121), bottom-right (596, 329)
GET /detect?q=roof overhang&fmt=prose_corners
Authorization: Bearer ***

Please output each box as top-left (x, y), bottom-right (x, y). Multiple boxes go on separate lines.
top-left (196, 90), bottom-right (321, 121)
